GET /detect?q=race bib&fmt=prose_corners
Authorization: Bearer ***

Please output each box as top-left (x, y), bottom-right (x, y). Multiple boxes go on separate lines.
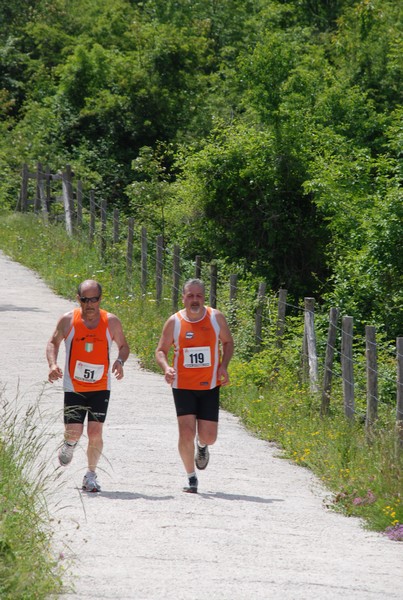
top-left (183, 346), bottom-right (211, 368)
top-left (74, 361), bottom-right (104, 383)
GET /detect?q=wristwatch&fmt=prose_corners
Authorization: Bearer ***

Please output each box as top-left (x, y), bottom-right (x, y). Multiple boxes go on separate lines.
top-left (116, 358), bottom-right (125, 367)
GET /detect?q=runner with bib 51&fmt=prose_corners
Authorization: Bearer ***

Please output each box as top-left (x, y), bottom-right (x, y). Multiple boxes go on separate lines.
top-left (46, 279), bottom-right (129, 492)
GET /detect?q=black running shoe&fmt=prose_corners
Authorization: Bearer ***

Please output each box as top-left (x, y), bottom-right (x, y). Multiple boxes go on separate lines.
top-left (195, 444), bottom-right (209, 470)
top-left (183, 475), bottom-right (198, 493)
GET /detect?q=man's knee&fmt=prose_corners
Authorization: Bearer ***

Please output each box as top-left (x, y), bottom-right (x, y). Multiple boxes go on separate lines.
top-left (198, 421), bottom-right (218, 445)
top-left (178, 416), bottom-right (196, 442)
top-left (200, 432), bottom-right (217, 445)
top-left (65, 423), bottom-right (84, 442)
top-left (179, 425), bottom-right (196, 442)
top-left (87, 422), bottom-right (103, 440)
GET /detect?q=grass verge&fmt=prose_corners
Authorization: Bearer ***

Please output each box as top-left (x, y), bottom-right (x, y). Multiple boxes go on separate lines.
top-left (0, 391), bottom-right (64, 598)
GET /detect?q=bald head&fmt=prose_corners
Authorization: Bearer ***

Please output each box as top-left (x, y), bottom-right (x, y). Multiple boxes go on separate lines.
top-left (77, 280), bottom-right (102, 297)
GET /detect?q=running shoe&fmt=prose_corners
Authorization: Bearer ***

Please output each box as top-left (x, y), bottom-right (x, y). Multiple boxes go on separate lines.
top-left (195, 444), bottom-right (209, 470)
top-left (58, 441), bottom-right (77, 466)
top-left (82, 472), bottom-right (101, 493)
top-left (183, 475), bottom-right (198, 494)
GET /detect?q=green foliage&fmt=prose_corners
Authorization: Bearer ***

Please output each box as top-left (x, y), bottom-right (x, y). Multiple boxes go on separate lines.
top-left (0, 0), bottom-right (402, 336)
top-left (0, 1), bottom-right (38, 39)
top-left (0, 151), bottom-right (18, 211)
top-left (290, 0), bottom-right (355, 31)
top-left (168, 119), bottom-right (328, 295)
top-left (334, 0), bottom-right (403, 111)
top-left (0, 36), bottom-right (31, 118)
top-left (124, 145), bottom-right (174, 237)
top-left (238, 27), bottom-right (314, 121)
top-left (304, 130), bottom-right (403, 337)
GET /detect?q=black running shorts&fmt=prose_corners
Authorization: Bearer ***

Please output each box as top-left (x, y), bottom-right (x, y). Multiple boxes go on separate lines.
top-left (172, 386), bottom-right (220, 421)
top-left (63, 390), bottom-right (111, 424)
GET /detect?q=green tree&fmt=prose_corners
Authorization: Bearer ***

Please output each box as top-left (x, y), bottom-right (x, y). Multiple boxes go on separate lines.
top-left (125, 145), bottom-right (173, 237)
top-left (304, 111), bottom-right (403, 337)
top-left (332, 0), bottom-right (403, 112)
top-left (168, 120), bottom-right (328, 294)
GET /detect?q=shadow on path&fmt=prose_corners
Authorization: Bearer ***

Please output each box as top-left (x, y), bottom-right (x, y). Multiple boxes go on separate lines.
top-left (200, 491), bottom-right (284, 504)
top-left (0, 304), bottom-right (45, 312)
top-left (78, 489), bottom-right (282, 504)
top-left (80, 490), bottom-right (175, 501)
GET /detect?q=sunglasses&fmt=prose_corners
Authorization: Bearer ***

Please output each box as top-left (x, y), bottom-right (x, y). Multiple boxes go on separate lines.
top-left (79, 296), bottom-right (100, 304)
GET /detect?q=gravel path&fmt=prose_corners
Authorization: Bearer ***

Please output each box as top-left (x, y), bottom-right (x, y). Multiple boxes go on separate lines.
top-left (0, 250), bottom-right (402, 600)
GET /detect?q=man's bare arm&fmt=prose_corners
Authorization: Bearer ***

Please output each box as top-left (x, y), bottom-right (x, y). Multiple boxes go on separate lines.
top-left (216, 311), bottom-right (234, 385)
top-left (108, 314), bottom-right (130, 380)
top-left (155, 317), bottom-right (176, 385)
top-left (46, 313), bottom-right (72, 383)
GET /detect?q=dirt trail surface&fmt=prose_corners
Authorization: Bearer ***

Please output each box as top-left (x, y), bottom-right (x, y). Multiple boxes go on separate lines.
top-left (0, 250), bottom-right (402, 600)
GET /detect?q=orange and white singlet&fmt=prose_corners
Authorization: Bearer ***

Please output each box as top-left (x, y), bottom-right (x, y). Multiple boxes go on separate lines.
top-left (172, 307), bottom-right (221, 390)
top-left (63, 308), bottom-right (112, 392)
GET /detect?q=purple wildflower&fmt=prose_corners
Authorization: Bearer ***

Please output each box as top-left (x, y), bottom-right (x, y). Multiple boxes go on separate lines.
top-left (366, 490), bottom-right (376, 504)
top-left (385, 524), bottom-right (403, 542)
top-left (352, 490), bottom-right (376, 506)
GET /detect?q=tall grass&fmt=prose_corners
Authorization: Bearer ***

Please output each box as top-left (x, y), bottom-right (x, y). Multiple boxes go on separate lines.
top-left (0, 389), bottom-right (64, 598)
top-left (0, 212), bottom-right (401, 542)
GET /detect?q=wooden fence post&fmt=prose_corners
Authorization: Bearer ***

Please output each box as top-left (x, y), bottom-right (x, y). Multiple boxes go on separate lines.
top-left (126, 217), bottom-right (134, 281)
top-left (209, 263), bottom-right (217, 308)
top-left (19, 163), bottom-right (29, 211)
top-left (36, 162), bottom-right (49, 223)
top-left (227, 274), bottom-right (238, 327)
top-left (396, 337), bottom-right (403, 452)
top-left (321, 307), bottom-right (339, 415)
top-left (365, 325), bottom-right (378, 432)
top-left (100, 199), bottom-right (107, 255)
top-left (276, 288), bottom-right (287, 348)
top-left (172, 245), bottom-right (180, 312)
top-left (254, 282), bottom-right (267, 352)
top-left (156, 234), bottom-right (163, 302)
top-left (141, 226), bottom-right (147, 296)
top-left (45, 166), bottom-right (51, 212)
top-left (229, 274), bottom-right (237, 303)
top-left (195, 255), bottom-right (201, 279)
top-left (113, 208), bottom-right (119, 244)
top-left (76, 181), bottom-right (83, 227)
top-left (304, 297), bottom-right (319, 393)
top-left (341, 316), bottom-right (355, 419)
top-left (62, 165), bottom-right (74, 236)
top-left (89, 190), bottom-right (95, 242)
top-left (35, 162), bottom-right (42, 213)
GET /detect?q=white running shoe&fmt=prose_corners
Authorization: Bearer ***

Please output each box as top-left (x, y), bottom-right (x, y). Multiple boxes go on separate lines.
top-left (82, 472), bottom-right (101, 493)
top-left (58, 441), bottom-right (77, 466)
